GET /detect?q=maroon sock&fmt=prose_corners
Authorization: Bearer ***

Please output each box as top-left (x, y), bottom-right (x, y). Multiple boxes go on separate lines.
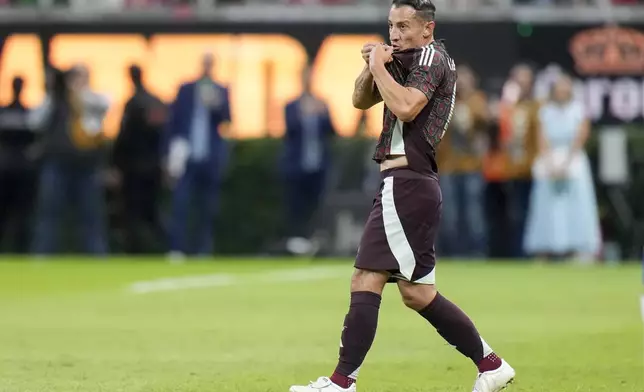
top-left (418, 292), bottom-right (496, 370)
top-left (330, 291), bottom-right (381, 388)
top-left (478, 352), bottom-right (503, 373)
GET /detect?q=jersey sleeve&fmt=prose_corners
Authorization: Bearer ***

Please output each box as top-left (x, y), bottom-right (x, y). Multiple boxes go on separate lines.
top-left (405, 50), bottom-right (445, 102)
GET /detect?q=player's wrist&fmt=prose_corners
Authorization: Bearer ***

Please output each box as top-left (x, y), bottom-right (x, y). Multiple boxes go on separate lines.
top-left (369, 61), bottom-right (386, 75)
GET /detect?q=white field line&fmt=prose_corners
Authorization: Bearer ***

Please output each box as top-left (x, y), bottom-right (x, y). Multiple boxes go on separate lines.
top-left (127, 266), bottom-right (348, 294)
top-left (129, 274), bottom-right (236, 294)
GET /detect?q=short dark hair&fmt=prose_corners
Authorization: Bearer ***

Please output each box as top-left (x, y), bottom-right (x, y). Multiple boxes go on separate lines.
top-left (391, 0), bottom-right (436, 22)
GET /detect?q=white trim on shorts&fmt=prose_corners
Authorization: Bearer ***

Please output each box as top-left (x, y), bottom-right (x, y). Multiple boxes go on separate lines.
top-left (381, 177), bottom-right (436, 285)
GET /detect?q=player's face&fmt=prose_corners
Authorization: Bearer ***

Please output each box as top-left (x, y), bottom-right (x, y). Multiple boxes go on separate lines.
top-left (388, 5), bottom-right (434, 52)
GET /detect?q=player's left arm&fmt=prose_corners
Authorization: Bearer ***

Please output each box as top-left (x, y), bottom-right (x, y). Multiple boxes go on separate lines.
top-left (370, 47), bottom-right (443, 122)
top-left (370, 63), bottom-right (428, 122)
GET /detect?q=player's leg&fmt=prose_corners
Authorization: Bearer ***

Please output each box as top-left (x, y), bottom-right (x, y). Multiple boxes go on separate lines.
top-left (398, 280), bottom-right (499, 369)
top-left (289, 268), bottom-right (388, 392)
top-left (394, 172), bottom-right (514, 391)
top-left (398, 281), bottom-right (515, 391)
top-left (290, 174), bottom-right (395, 392)
top-left (331, 268), bottom-right (387, 387)
top-left (395, 172), bottom-right (499, 369)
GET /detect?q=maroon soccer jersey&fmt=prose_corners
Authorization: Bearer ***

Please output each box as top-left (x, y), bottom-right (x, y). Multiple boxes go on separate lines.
top-left (373, 40), bottom-right (457, 176)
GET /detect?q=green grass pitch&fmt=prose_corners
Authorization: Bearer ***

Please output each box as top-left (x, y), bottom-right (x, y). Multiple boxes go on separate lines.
top-left (0, 258), bottom-right (642, 391)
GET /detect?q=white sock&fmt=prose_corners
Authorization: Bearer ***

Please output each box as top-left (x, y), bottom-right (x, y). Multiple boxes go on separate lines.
top-left (348, 366), bottom-right (360, 380)
top-left (481, 337), bottom-right (494, 357)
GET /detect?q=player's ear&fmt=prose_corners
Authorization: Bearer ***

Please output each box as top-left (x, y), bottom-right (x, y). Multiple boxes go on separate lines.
top-left (423, 21), bottom-right (435, 39)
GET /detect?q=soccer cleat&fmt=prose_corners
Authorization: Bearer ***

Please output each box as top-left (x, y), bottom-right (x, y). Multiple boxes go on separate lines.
top-left (289, 376), bottom-right (356, 392)
top-left (472, 359), bottom-right (515, 392)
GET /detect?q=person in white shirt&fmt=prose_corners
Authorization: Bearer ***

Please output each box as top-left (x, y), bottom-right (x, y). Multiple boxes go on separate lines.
top-left (524, 73), bottom-right (600, 262)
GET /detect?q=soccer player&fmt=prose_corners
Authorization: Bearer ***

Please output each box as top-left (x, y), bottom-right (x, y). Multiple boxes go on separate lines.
top-left (288, 1), bottom-right (516, 392)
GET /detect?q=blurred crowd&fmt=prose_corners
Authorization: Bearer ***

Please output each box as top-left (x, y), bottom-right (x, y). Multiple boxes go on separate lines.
top-left (438, 64), bottom-right (600, 263)
top-left (0, 48), bottom-right (602, 262)
top-left (0, 52), bottom-right (337, 260)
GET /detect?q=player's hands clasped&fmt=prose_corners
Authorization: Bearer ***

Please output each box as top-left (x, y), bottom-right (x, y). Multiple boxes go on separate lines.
top-left (361, 42), bottom-right (379, 63)
top-left (369, 43), bottom-right (393, 69)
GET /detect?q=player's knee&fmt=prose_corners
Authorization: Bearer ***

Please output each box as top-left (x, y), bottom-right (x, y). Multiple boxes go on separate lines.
top-left (350, 268), bottom-right (388, 295)
top-left (398, 282), bottom-right (437, 311)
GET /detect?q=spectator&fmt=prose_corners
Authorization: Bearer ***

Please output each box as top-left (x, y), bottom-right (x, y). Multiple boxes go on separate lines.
top-left (498, 63), bottom-right (540, 259)
top-left (437, 64), bottom-right (488, 258)
top-left (112, 64), bottom-right (167, 254)
top-left (281, 64), bottom-right (335, 255)
top-left (30, 66), bottom-right (110, 255)
top-left (482, 102), bottom-right (512, 259)
top-left (523, 73), bottom-right (600, 262)
top-left (0, 76), bottom-right (37, 253)
top-left (164, 51), bottom-right (231, 260)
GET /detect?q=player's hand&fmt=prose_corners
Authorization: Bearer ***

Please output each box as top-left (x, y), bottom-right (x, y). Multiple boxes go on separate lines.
top-left (369, 44), bottom-right (393, 70)
top-left (361, 42), bottom-right (379, 64)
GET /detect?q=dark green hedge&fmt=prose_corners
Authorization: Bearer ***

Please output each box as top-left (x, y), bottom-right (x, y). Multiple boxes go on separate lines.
top-left (4, 129), bottom-right (642, 259)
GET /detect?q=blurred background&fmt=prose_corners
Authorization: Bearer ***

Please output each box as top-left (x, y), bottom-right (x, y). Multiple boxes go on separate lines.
top-left (0, 0), bottom-right (642, 263)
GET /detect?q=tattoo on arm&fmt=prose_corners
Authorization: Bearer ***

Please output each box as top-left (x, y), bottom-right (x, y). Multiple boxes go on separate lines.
top-left (352, 66), bottom-right (382, 110)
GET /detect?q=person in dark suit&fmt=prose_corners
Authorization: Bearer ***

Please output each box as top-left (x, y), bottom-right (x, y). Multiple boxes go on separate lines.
top-left (282, 65), bottom-right (335, 252)
top-left (113, 65), bottom-right (167, 254)
top-left (164, 51), bottom-right (231, 259)
top-left (0, 76), bottom-right (37, 253)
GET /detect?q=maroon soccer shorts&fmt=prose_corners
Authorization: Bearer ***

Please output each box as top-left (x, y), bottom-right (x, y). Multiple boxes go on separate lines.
top-left (355, 168), bottom-right (441, 285)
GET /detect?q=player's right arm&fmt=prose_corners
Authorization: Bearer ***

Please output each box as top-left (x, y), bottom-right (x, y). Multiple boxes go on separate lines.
top-left (352, 65), bottom-right (382, 110)
top-left (352, 43), bottom-right (383, 110)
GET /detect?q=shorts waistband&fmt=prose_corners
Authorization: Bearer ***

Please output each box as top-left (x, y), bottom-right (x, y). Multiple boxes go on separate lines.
top-left (380, 167), bottom-right (438, 181)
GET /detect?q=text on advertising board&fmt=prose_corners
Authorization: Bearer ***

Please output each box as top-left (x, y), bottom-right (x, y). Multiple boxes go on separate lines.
top-left (568, 26), bottom-right (644, 123)
top-left (0, 34), bottom-right (386, 138)
top-left (533, 27), bottom-right (644, 124)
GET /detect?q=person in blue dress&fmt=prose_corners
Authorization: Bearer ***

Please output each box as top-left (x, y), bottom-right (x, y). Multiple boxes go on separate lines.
top-left (523, 73), bottom-right (600, 262)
